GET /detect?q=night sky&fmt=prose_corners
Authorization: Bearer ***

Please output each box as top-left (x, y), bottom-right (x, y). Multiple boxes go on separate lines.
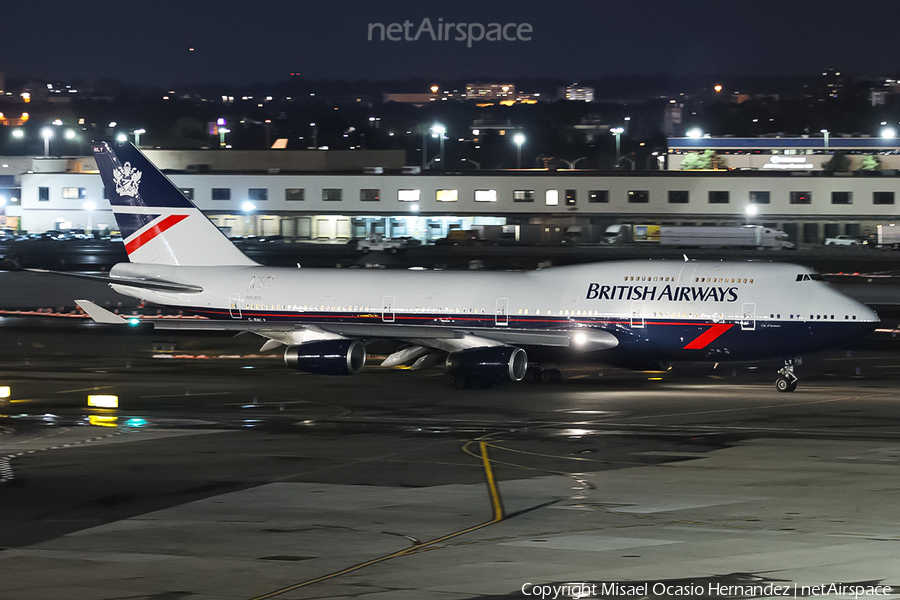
top-left (4, 1), bottom-right (900, 86)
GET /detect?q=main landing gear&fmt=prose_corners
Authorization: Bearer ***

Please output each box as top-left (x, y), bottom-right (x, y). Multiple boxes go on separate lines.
top-left (775, 358), bottom-right (799, 393)
top-left (524, 365), bottom-right (562, 383)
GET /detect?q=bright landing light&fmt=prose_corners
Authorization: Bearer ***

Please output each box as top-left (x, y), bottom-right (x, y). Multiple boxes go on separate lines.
top-left (87, 394), bottom-right (119, 408)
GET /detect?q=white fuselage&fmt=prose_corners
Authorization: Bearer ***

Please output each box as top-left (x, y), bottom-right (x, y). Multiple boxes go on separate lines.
top-left (107, 259), bottom-right (878, 363)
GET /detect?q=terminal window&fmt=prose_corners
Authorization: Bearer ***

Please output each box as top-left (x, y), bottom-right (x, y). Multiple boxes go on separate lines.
top-left (62, 187), bottom-right (87, 199)
top-left (322, 188), bottom-right (343, 202)
top-left (249, 188), bottom-right (268, 201)
top-left (790, 191), bottom-right (811, 205)
top-left (831, 191), bottom-right (852, 205)
top-left (668, 190), bottom-right (689, 204)
top-left (588, 190), bottom-right (609, 203)
top-left (749, 191), bottom-right (770, 204)
top-left (286, 188), bottom-right (306, 201)
top-left (436, 189), bottom-right (458, 202)
top-left (565, 189), bottom-right (576, 206)
top-left (708, 191), bottom-right (729, 204)
top-left (180, 188), bottom-right (194, 200)
top-left (38, 186), bottom-right (49, 201)
top-left (398, 189), bottom-right (420, 202)
top-left (873, 191), bottom-right (895, 205)
top-left (628, 190), bottom-right (649, 203)
top-left (212, 188), bottom-right (231, 201)
top-left (545, 190), bottom-right (559, 206)
top-left (513, 190), bottom-right (535, 202)
top-left (359, 189), bottom-right (379, 202)
top-left (475, 189), bottom-right (497, 202)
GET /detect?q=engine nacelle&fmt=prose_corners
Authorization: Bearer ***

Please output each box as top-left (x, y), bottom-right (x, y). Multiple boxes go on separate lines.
top-left (284, 339), bottom-right (366, 375)
top-left (446, 346), bottom-right (527, 384)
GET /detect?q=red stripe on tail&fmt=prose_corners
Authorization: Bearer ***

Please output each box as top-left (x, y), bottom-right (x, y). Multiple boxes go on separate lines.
top-left (124, 214), bottom-right (189, 255)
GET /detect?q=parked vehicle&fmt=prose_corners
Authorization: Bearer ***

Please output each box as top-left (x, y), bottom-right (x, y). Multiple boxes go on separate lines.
top-left (604, 224), bottom-right (793, 249)
top-left (824, 235), bottom-right (862, 246)
top-left (876, 224), bottom-right (900, 249)
top-left (659, 226), bottom-right (794, 249)
top-left (356, 234), bottom-right (407, 253)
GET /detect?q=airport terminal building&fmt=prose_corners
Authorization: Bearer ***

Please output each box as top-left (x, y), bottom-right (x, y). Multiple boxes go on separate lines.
top-left (6, 146), bottom-right (900, 245)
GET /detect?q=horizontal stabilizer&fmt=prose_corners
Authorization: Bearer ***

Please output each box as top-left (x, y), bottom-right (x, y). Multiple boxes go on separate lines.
top-left (75, 300), bottom-right (128, 324)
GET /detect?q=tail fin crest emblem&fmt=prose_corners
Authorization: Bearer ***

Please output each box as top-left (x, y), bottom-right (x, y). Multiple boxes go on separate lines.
top-left (113, 162), bottom-right (142, 198)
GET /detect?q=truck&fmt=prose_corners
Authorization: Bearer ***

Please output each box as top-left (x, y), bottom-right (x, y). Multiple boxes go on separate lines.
top-left (876, 224), bottom-right (900, 249)
top-left (659, 226), bottom-right (794, 249)
top-left (356, 234), bottom-right (407, 253)
top-left (604, 224), bottom-right (794, 249)
top-left (603, 224), bottom-right (660, 244)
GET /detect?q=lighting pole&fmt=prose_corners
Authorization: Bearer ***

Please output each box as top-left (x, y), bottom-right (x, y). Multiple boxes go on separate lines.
top-left (560, 157), bottom-right (587, 169)
top-left (242, 201), bottom-right (256, 236)
top-left (310, 122), bottom-right (317, 148)
top-left (431, 124), bottom-right (446, 169)
top-left (513, 132), bottom-right (525, 168)
top-left (611, 127), bottom-right (624, 164)
top-left (745, 204), bottom-right (758, 226)
top-left (133, 128), bottom-right (146, 147)
top-left (41, 127), bottom-right (53, 157)
top-left (83, 201), bottom-right (96, 233)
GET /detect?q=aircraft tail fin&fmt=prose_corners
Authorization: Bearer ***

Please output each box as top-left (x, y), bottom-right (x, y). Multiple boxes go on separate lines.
top-left (92, 141), bottom-right (257, 266)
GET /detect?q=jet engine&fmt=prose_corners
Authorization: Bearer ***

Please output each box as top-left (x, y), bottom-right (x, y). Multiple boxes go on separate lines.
top-left (445, 346), bottom-right (527, 388)
top-left (284, 339), bottom-right (366, 375)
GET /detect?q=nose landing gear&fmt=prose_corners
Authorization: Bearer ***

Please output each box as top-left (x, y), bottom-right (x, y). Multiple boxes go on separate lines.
top-left (775, 358), bottom-right (799, 392)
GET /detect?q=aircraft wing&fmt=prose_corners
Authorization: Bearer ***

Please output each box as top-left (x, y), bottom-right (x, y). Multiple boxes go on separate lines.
top-left (75, 301), bottom-right (617, 355)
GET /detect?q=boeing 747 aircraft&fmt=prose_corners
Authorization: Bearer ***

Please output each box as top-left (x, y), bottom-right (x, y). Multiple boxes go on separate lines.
top-left (74, 142), bottom-right (878, 391)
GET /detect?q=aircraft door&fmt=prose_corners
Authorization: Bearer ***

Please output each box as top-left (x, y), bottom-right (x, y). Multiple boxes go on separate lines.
top-left (382, 295), bottom-right (395, 323)
top-left (229, 293), bottom-right (242, 319)
top-left (677, 263), bottom-right (698, 284)
top-left (741, 302), bottom-right (756, 331)
top-left (495, 297), bottom-right (509, 326)
top-left (631, 301), bottom-right (645, 328)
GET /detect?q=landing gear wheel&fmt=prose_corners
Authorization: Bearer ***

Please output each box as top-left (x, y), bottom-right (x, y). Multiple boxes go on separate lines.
top-left (469, 375), bottom-right (490, 390)
top-left (453, 374), bottom-right (468, 389)
top-left (539, 368), bottom-right (562, 383)
top-left (775, 376), bottom-right (796, 393)
top-left (524, 366), bottom-right (540, 383)
top-left (776, 358), bottom-right (799, 393)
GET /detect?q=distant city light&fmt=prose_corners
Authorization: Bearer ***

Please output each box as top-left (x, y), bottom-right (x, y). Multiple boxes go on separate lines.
top-left (11, 129), bottom-right (23, 139)
top-left (686, 128), bottom-right (703, 139)
top-left (714, 84), bottom-right (723, 93)
top-left (881, 127), bottom-right (897, 139)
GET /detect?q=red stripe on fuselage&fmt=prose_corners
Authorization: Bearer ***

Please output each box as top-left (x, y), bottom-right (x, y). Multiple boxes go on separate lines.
top-left (124, 214), bottom-right (190, 255)
top-left (683, 323), bottom-right (734, 350)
